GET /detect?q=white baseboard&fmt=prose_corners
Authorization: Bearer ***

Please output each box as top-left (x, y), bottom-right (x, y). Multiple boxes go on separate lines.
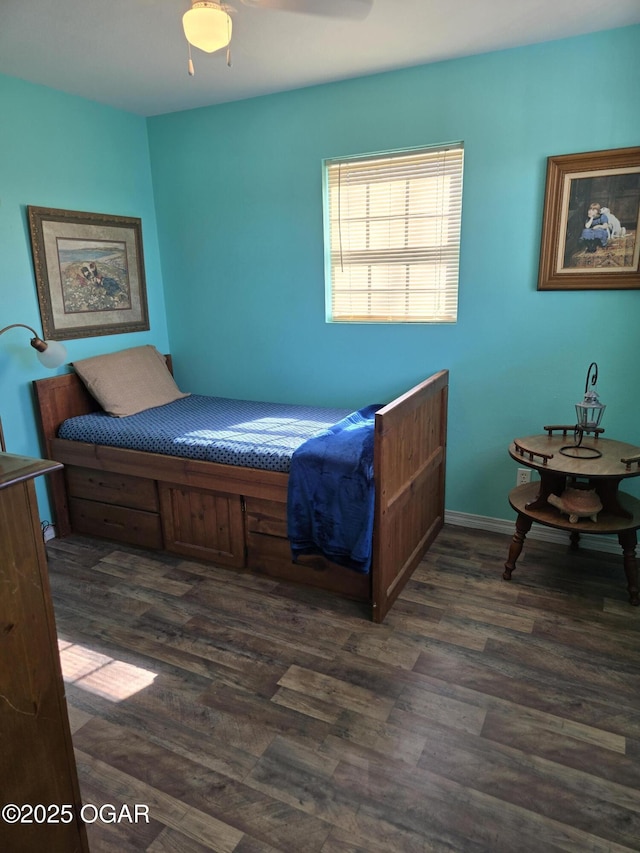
top-left (444, 510), bottom-right (621, 555)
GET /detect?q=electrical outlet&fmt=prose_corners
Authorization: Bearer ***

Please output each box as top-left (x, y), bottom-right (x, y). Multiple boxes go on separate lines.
top-left (516, 468), bottom-right (532, 487)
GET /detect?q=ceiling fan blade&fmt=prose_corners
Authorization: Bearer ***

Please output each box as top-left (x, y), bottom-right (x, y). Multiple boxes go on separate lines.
top-left (240, 0), bottom-right (373, 20)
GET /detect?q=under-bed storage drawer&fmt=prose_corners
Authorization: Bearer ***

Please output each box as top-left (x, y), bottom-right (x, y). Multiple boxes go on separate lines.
top-left (68, 497), bottom-right (163, 549)
top-left (159, 483), bottom-right (245, 567)
top-left (244, 496), bottom-right (288, 539)
top-left (65, 465), bottom-right (163, 549)
top-left (245, 509), bottom-right (370, 598)
top-left (65, 466), bottom-right (160, 512)
top-left (243, 496), bottom-right (370, 599)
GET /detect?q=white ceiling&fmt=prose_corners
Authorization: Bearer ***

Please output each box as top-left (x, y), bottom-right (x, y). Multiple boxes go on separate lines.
top-left (1, 0), bottom-right (639, 117)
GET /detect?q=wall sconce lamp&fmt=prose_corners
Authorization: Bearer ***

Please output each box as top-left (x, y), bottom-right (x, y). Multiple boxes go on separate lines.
top-left (560, 362), bottom-right (606, 459)
top-left (0, 323), bottom-right (68, 369)
top-left (0, 323), bottom-right (68, 452)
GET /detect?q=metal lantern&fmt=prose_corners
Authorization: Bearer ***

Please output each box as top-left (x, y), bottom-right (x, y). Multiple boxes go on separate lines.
top-left (560, 362), bottom-right (605, 459)
top-left (575, 362), bottom-right (605, 431)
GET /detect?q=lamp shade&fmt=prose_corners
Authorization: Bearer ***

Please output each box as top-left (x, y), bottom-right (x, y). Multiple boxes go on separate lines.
top-left (36, 339), bottom-right (68, 369)
top-left (183, 2), bottom-right (232, 53)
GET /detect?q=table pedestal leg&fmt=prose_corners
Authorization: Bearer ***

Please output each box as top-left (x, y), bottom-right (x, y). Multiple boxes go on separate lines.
top-left (618, 530), bottom-right (639, 606)
top-left (524, 471), bottom-right (566, 511)
top-left (503, 513), bottom-right (533, 580)
top-left (596, 478), bottom-right (633, 520)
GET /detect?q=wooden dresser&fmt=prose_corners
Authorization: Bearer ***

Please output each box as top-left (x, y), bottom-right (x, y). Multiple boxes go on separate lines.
top-left (0, 453), bottom-right (89, 852)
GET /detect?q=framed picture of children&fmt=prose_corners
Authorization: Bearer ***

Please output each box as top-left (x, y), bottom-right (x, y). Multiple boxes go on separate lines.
top-left (28, 206), bottom-right (150, 339)
top-left (537, 146), bottom-right (640, 290)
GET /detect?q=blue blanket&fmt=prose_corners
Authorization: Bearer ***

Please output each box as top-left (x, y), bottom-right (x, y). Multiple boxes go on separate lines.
top-left (287, 404), bottom-right (382, 574)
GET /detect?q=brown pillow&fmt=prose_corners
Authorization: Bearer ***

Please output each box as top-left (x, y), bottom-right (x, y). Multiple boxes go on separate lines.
top-left (73, 345), bottom-right (190, 417)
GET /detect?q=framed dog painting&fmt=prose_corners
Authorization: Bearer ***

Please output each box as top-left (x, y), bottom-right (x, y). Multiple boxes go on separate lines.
top-left (28, 206), bottom-right (150, 340)
top-left (537, 146), bottom-right (640, 290)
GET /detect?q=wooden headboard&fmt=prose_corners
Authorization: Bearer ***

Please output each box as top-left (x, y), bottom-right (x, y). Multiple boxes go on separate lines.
top-left (32, 354), bottom-right (174, 461)
top-left (32, 354), bottom-right (174, 538)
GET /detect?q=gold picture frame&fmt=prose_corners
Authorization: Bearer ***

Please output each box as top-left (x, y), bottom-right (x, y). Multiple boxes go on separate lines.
top-left (28, 206), bottom-right (150, 340)
top-left (537, 146), bottom-right (640, 290)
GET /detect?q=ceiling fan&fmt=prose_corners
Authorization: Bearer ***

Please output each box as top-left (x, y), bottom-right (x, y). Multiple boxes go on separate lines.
top-left (182, 0), bottom-right (373, 75)
top-left (238, 0), bottom-right (373, 18)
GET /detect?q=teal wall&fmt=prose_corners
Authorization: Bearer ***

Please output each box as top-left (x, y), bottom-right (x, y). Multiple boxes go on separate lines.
top-left (1, 26), bottom-right (639, 529)
top-left (0, 75), bottom-right (169, 518)
top-left (148, 26), bottom-right (640, 520)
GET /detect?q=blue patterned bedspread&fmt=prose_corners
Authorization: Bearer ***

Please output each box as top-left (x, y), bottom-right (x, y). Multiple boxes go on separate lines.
top-left (58, 394), bottom-right (351, 473)
top-left (287, 404), bottom-right (381, 574)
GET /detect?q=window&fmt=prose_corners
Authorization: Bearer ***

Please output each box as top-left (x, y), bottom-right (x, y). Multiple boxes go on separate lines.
top-left (324, 143), bottom-right (464, 323)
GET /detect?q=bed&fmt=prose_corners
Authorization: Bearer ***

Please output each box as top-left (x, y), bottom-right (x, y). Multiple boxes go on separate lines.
top-left (33, 348), bottom-right (448, 622)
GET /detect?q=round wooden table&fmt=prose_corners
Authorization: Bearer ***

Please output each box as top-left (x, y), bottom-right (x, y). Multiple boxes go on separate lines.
top-left (504, 431), bottom-right (640, 605)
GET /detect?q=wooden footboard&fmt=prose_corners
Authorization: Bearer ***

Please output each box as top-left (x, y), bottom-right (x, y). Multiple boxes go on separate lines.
top-left (33, 364), bottom-right (448, 621)
top-left (372, 370), bottom-right (448, 622)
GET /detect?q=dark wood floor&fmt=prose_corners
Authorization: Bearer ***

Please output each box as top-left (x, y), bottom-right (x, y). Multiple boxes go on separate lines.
top-left (45, 525), bottom-right (640, 852)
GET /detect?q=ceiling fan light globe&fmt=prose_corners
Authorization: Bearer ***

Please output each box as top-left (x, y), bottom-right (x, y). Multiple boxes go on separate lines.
top-left (183, 3), bottom-right (232, 54)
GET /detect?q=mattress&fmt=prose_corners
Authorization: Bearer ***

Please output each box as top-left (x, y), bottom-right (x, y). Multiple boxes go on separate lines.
top-left (57, 394), bottom-right (352, 473)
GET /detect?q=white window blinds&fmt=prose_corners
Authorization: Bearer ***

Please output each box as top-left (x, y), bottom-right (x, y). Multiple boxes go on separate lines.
top-left (325, 143), bottom-right (464, 323)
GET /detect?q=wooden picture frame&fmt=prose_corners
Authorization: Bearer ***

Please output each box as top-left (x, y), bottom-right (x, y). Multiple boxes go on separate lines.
top-left (28, 206), bottom-right (150, 340)
top-left (537, 147), bottom-right (640, 291)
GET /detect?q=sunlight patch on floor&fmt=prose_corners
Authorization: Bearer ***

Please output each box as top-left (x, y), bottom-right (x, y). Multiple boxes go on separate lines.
top-left (58, 639), bottom-right (157, 702)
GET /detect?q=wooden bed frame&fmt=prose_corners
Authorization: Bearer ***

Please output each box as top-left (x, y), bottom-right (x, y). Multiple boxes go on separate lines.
top-left (33, 363), bottom-right (448, 622)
